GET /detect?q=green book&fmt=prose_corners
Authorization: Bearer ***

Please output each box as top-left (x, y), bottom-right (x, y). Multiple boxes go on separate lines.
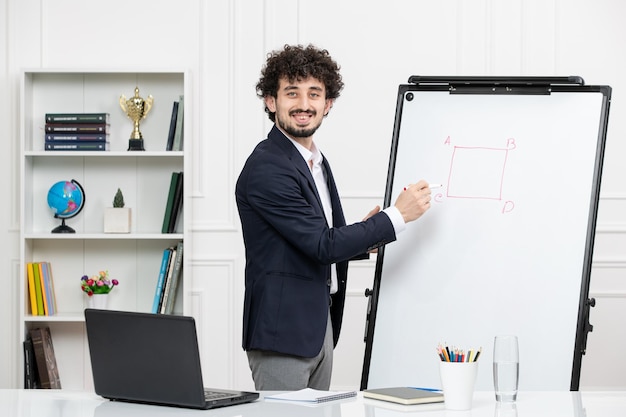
top-left (363, 387), bottom-right (444, 405)
top-left (162, 172), bottom-right (180, 233)
top-left (167, 172), bottom-right (183, 233)
top-left (32, 262), bottom-right (45, 316)
top-left (45, 113), bottom-right (110, 124)
top-left (46, 113), bottom-right (110, 124)
top-left (45, 142), bottom-right (108, 151)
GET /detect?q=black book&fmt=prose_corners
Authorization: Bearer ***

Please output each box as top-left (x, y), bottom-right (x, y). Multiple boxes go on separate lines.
top-left (45, 123), bottom-right (110, 133)
top-left (45, 133), bottom-right (108, 142)
top-left (23, 335), bottom-right (40, 389)
top-left (172, 95), bottom-right (184, 151)
top-left (166, 101), bottom-right (179, 151)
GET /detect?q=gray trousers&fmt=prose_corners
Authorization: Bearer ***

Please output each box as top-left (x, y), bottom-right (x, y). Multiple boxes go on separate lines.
top-left (246, 312), bottom-right (334, 390)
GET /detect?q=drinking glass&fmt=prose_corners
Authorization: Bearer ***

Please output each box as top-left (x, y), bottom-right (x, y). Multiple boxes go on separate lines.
top-left (494, 402), bottom-right (518, 417)
top-left (493, 335), bottom-right (519, 402)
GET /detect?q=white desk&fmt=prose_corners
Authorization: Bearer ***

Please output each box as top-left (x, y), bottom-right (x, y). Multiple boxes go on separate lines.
top-left (1, 390), bottom-right (625, 416)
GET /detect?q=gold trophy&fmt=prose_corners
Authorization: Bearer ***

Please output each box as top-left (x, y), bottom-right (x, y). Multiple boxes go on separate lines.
top-left (119, 87), bottom-right (153, 151)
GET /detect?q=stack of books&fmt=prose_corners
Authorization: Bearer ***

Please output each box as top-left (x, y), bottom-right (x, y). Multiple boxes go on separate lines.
top-left (151, 241), bottom-right (184, 314)
top-left (44, 112), bottom-right (110, 151)
top-left (24, 327), bottom-right (62, 389)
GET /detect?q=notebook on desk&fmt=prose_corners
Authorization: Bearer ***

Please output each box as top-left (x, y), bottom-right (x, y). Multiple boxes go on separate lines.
top-left (84, 309), bottom-right (259, 410)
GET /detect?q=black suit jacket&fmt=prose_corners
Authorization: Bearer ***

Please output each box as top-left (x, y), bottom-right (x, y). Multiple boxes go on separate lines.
top-left (235, 126), bottom-right (396, 358)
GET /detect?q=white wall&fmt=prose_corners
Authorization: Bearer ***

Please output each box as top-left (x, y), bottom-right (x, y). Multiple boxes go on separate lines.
top-left (1, 0), bottom-right (625, 391)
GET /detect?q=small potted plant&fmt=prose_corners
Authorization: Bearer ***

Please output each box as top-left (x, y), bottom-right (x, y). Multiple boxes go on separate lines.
top-left (81, 270), bottom-right (119, 309)
top-left (104, 188), bottom-right (131, 233)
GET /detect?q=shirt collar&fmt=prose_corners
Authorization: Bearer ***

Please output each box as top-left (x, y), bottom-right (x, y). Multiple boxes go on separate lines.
top-left (287, 136), bottom-right (323, 168)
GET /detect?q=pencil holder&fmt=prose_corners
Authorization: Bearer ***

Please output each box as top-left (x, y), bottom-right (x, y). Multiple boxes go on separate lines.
top-left (439, 361), bottom-right (478, 410)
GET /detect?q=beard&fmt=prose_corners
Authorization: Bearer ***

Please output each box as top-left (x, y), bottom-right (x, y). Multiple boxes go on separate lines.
top-left (276, 109), bottom-right (322, 138)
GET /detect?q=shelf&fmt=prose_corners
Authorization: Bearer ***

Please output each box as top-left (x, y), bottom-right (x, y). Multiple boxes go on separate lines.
top-left (24, 233), bottom-right (183, 240)
top-left (24, 313), bottom-right (86, 323)
top-left (25, 151), bottom-right (183, 157)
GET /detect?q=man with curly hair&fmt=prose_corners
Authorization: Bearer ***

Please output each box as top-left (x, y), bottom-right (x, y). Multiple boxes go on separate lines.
top-left (236, 44), bottom-right (432, 390)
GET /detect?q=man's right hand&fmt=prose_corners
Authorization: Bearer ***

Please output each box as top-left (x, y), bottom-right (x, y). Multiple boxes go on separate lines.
top-left (394, 180), bottom-right (432, 223)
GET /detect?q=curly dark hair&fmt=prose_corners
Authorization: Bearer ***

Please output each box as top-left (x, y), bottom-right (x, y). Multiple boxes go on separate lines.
top-left (256, 44), bottom-right (344, 122)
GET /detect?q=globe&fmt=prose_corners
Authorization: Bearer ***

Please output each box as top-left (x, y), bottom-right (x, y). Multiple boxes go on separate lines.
top-left (47, 179), bottom-right (85, 233)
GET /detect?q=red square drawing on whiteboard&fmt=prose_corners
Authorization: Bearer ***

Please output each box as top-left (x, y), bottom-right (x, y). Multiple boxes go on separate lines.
top-left (447, 146), bottom-right (509, 200)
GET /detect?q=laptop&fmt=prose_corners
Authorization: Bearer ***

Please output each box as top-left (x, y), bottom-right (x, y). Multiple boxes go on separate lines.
top-left (84, 309), bottom-right (259, 409)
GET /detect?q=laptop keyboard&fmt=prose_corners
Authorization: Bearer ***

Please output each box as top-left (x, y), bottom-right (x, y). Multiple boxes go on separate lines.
top-left (204, 390), bottom-right (234, 401)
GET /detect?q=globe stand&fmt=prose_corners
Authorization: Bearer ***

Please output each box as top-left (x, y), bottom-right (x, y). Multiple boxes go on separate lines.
top-left (51, 218), bottom-right (76, 234)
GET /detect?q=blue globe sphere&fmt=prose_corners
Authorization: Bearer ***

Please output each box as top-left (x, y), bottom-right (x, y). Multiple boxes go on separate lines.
top-left (47, 180), bottom-right (85, 233)
top-left (47, 180), bottom-right (85, 218)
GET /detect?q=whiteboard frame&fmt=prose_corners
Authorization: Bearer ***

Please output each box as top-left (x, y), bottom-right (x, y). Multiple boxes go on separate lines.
top-left (360, 76), bottom-right (612, 391)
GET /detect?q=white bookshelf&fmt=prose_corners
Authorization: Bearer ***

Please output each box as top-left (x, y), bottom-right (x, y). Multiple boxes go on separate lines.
top-left (18, 69), bottom-right (191, 389)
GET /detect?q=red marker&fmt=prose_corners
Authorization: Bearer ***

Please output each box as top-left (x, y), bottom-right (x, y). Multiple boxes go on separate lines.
top-left (404, 184), bottom-right (442, 191)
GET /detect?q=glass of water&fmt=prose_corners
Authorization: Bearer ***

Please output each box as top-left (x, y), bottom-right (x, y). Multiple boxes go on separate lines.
top-left (493, 335), bottom-right (519, 402)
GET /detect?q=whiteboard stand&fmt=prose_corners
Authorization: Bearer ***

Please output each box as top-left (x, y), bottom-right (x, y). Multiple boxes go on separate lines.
top-left (361, 76), bottom-right (611, 391)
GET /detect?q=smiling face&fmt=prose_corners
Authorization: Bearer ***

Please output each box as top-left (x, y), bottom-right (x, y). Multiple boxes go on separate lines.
top-left (264, 76), bottom-right (333, 148)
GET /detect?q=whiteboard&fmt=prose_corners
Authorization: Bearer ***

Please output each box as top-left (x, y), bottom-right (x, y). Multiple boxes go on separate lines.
top-left (362, 78), bottom-right (611, 392)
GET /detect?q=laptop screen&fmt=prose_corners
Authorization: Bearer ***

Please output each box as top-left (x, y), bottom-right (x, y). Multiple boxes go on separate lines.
top-left (84, 309), bottom-right (261, 409)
